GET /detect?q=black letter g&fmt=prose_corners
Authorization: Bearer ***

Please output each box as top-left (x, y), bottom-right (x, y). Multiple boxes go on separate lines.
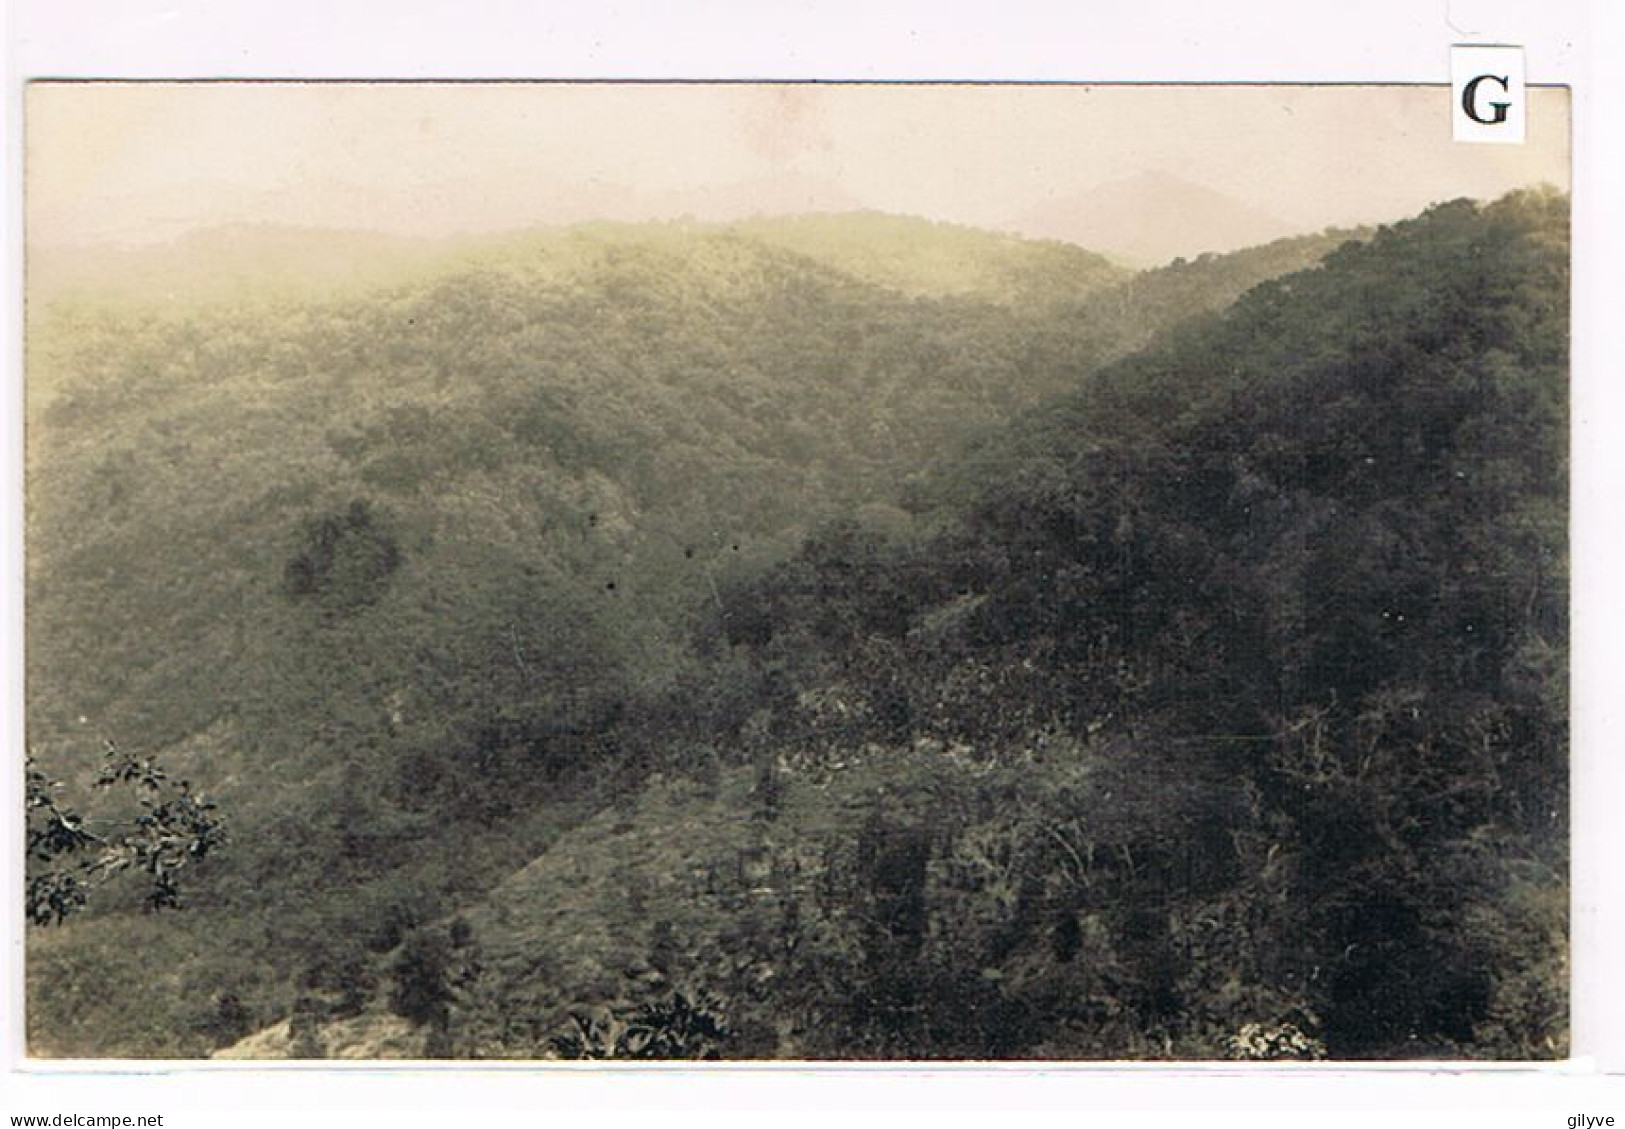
top-left (1462, 74), bottom-right (1511, 124)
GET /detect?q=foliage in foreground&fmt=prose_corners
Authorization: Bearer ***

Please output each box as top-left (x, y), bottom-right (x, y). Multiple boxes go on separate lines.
top-left (26, 742), bottom-right (226, 926)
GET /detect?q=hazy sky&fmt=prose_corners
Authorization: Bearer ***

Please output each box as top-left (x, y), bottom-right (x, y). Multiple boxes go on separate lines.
top-left (27, 82), bottom-right (1569, 256)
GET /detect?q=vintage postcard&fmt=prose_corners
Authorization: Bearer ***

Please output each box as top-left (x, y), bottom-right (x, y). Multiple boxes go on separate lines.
top-left (23, 81), bottom-right (1570, 1061)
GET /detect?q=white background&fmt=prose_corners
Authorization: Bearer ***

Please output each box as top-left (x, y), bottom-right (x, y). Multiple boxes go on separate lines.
top-left (2, 0), bottom-right (1622, 1122)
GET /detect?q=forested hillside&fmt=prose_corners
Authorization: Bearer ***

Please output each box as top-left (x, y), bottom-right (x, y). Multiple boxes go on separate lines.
top-left (25, 198), bottom-right (1563, 1062)
top-left (28, 216), bottom-right (1137, 1054)
top-left (613, 189), bottom-right (1568, 1059)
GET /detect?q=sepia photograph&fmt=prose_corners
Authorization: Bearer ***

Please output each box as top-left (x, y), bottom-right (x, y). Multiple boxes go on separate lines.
top-left (22, 80), bottom-right (1570, 1062)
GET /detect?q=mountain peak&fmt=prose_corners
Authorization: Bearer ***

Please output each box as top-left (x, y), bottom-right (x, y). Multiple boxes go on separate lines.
top-left (1008, 171), bottom-right (1297, 266)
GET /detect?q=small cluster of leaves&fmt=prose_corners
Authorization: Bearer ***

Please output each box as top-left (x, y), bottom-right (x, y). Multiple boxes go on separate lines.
top-left (548, 991), bottom-right (731, 1060)
top-left (25, 741), bottom-right (226, 926)
top-left (1226, 1019), bottom-right (1328, 1061)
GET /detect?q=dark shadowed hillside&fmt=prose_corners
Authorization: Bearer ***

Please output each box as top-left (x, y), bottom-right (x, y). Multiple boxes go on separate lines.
top-left (590, 189), bottom-right (1564, 1059)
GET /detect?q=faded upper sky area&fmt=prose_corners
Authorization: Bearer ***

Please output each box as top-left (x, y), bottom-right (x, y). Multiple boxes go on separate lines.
top-left (27, 82), bottom-right (1570, 264)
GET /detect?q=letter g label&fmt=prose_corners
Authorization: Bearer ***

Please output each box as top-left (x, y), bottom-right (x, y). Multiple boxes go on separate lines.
top-left (1452, 45), bottom-right (1526, 143)
top-left (1462, 74), bottom-right (1511, 124)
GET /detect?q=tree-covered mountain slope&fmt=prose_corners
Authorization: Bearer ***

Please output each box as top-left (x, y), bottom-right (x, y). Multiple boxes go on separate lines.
top-left (433, 190), bottom-right (1567, 1060)
top-left (26, 210), bottom-right (1404, 1058)
top-left (27, 225), bottom-right (1101, 766)
top-left (27, 214), bottom-right (1354, 781)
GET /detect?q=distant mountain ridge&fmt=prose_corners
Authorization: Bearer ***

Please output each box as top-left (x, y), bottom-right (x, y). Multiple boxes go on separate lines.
top-left (28, 211), bottom-right (1129, 310)
top-left (1009, 170), bottom-right (1299, 265)
top-left (732, 212), bottom-right (1126, 304)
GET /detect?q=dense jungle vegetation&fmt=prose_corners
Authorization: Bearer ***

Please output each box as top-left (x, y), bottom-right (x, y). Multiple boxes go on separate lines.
top-left (24, 197), bottom-right (1565, 1060)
